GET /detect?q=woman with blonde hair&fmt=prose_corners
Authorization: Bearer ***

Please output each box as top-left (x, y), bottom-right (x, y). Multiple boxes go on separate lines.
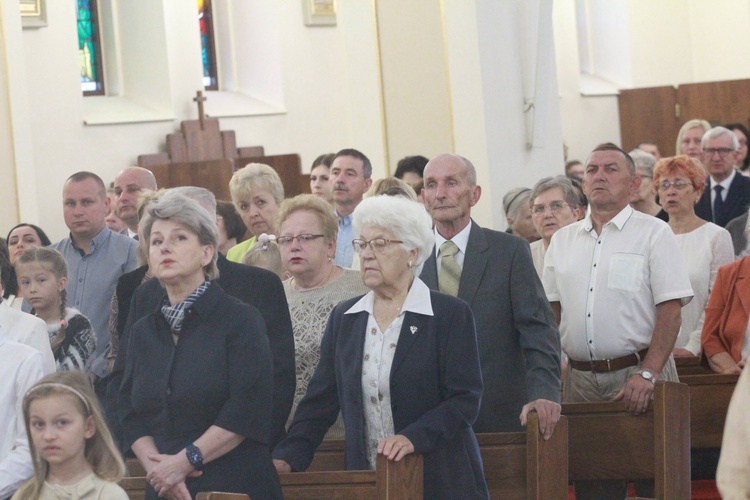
top-left (276, 194), bottom-right (367, 436)
top-left (227, 163), bottom-right (285, 263)
top-left (676, 119), bottom-right (711, 162)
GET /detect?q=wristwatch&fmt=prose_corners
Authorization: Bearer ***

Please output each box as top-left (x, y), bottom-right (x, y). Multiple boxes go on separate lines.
top-left (185, 443), bottom-right (204, 470)
top-left (636, 370), bottom-right (656, 384)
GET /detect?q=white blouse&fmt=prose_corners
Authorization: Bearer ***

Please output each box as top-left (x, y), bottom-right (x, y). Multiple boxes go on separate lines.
top-left (345, 278), bottom-right (434, 469)
top-left (673, 223), bottom-right (734, 355)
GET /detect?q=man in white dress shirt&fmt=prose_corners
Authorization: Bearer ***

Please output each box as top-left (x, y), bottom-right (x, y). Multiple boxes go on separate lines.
top-left (0, 329), bottom-right (46, 499)
top-left (0, 269), bottom-right (54, 373)
top-left (542, 143), bottom-right (693, 499)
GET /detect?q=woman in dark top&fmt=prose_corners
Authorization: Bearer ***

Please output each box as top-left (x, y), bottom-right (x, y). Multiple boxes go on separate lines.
top-left (4, 223), bottom-right (51, 308)
top-left (119, 191), bottom-right (281, 499)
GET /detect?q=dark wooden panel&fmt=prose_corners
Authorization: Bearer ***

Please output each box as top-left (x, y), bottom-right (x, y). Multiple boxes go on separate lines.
top-left (679, 79), bottom-right (750, 129)
top-left (680, 373), bottom-right (739, 449)
top-left (236, 154), bottom-right (309, 198)
top-left (147, 159), bottom-right (233, 201)
top-left (563, 381), bottom-right (691, 499)
top-left (618, 85), bottom-right (678, 156)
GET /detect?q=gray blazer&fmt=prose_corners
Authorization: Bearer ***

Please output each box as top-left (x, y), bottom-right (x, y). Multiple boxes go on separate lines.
top-left (420, 221), bottom-right (561, 432)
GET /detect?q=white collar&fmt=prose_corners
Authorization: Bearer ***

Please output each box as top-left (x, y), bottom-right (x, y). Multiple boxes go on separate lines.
top-left (582, 204), bottom-right (634, 233)
top-left (345, 277), bottom-right (434, 317)
top-left (710, 168), bottom-right (737, 191)
top-left (434, 221), bottom-right (472, 257)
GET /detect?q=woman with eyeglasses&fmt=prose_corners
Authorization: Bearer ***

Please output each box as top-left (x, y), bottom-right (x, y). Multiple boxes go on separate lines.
top-left (276, 194), bottom-right (367, 437)
top-left (273, 195), bottom-right (488, 499)
top-left (653, 156), bottom-right (734, 357)
top-left (528, 176), bottom-right (583, 278)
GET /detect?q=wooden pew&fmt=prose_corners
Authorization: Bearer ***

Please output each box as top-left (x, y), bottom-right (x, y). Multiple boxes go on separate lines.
top-left (679, 373), bottom-right (739, 449)
top-left (562, 381), bottom-right (691, 499)
top-left (120, 454), bottom-right (422, 500)
top-left (197, 494), bottom-right (249, 500)
top-left (281, 453), bottom-right (423, 499)
top-left (304, 412), bottom-right (569, 499)
top-left (675, 355), bottom-right (712, 377)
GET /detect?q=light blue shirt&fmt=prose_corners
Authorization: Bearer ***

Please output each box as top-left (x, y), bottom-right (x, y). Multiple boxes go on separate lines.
top-left (334, 211), bottom-right (355, 268)
top-left (51, 227), bottom-right (138, 377)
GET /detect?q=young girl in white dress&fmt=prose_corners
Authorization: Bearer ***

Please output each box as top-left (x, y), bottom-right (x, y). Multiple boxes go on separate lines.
top-left (11, 371), bottom-right (128, 499)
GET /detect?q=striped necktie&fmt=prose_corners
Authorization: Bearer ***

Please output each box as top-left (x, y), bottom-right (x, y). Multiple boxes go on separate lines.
top-left (438, 240), bottom-right (461, 297)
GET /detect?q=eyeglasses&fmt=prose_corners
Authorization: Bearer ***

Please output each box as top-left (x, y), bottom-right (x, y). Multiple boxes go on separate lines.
top-left (657, 179), bottom-right (692, 191)
top-left (277, 234), bottom-right (325, 246)
top-left (352, 238), bottom-right (403, 253)
top-left (703, 147), bottom-right (735, 157)
top-left (530, 201), bottom-right (570, 215)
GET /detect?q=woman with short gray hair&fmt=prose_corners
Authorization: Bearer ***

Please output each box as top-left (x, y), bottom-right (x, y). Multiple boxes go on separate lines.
top-left (121, 192), bottom-right (282, 499)
top-left (529, 176), bottom-right (582, 277)
top-left (503, 187), bottom-right (540, 243)
top-left (274, 196), bottom-right (488, 499)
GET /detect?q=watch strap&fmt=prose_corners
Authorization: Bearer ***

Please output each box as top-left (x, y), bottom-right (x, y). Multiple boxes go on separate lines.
top-left (185, 443), bottom-right (204, 470)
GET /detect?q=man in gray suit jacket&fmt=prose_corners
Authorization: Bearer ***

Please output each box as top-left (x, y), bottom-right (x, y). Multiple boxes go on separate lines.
top-left (419, 153), bottom-right (562, 438)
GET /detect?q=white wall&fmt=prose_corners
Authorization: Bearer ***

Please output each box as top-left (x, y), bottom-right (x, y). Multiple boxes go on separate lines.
top-left (8, 0), bottom-right (385, 242)
top-left (446, 0), bottom-right (564, 228)
top-left (554, 0), bottom-right (750, 165)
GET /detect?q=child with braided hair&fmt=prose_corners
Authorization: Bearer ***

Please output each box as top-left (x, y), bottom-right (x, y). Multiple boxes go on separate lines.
top-left (16, 247), bottom-right (96, 372)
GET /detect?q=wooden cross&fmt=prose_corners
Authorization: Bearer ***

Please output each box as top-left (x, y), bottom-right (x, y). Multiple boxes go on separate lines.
top-left (193, 90), bottom-right (207, 130)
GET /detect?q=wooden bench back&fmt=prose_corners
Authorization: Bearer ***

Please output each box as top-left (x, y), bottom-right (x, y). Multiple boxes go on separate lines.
top-left (562, 381), bottom-right (690, 499)
top-left (304, 412), bottom-right (568, 499)
top-left (680, 373), bottom-right (739, 448)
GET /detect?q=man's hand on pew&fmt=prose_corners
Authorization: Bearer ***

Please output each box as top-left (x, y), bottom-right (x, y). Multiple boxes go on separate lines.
top-left (613, 375), bottom-right (653, 415)
top-left (519, 399), bottom-right (561, 440)
top-left (378, 435), bottom-right (415, 461)
top-left (274, 459), bottom-right (292, 473)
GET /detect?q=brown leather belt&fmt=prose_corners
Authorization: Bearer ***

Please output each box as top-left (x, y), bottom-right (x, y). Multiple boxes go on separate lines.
top-left (568, 348), bottom-right (649, 373)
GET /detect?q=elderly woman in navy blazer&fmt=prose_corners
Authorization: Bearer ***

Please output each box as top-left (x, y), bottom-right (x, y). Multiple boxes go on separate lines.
top-left (273, 195), bottom-right (488, 499)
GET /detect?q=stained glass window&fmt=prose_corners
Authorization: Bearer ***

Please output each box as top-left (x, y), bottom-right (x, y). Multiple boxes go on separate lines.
top-left (199, 0), bottom-right (218, 90)
top-left (77, 0), bottom-right (104, 95)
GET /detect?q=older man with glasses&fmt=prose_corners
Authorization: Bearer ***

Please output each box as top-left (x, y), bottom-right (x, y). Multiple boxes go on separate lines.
top-left (695, 126), bottom-right (750, 227)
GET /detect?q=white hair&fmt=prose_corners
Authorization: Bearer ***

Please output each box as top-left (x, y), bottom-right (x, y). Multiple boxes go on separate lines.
top-left (352, 195), bottom-right (435, 277)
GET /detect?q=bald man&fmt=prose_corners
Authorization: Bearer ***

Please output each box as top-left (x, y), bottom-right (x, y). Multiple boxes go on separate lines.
top-left (113, 167), bottom-right (157, 237)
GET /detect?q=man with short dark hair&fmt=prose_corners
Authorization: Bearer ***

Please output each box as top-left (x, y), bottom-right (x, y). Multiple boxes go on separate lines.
top-left (543, 144), bottom-right (693, 499)
top-left (419, 153), bottom-right (562, 439)
top-left (695, 126), bottom-right (750, 227)
top-left (113, 166), bottom-right (157, 238)
top-left (51, 172), bottom-right (138, 387)
top-left (637, 141), bottom-right (661, 160)
top-left (330, 148), bottom-right (372, 267)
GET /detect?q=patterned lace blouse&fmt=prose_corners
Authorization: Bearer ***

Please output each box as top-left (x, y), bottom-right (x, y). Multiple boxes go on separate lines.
top-left (283, 268), bottom-right (368, 438)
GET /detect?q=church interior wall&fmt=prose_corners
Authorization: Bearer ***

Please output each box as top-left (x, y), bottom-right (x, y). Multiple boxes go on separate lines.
top-left (7, 0), bottom-right (750, 239)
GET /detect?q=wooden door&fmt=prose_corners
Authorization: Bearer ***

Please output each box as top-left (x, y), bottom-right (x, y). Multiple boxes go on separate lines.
top-left (678, 79), bottom-right (750, 129)
top-left (618, 85), bottom-right (678, 156)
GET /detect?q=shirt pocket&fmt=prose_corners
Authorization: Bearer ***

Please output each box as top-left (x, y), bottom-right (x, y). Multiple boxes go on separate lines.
top-left (607, 253), bottom-right (644, 292)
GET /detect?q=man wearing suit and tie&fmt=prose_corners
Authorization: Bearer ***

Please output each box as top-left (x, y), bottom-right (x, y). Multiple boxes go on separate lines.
top-left (695, 126), bottom-right (750, 228)
top-left (419, 153), bottom-right (562, 438)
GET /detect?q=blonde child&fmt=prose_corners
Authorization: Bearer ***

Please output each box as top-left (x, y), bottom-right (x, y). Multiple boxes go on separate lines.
top-left (242, 233), bottom-right (288, 279)
top-left (16, 247), bottom-right (96, 372)
top-left (12, 371), bottom-right (127, 499)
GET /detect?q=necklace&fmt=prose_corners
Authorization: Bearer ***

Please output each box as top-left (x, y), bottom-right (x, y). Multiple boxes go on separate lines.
top-left (292, 264), bottom-right (338, 291)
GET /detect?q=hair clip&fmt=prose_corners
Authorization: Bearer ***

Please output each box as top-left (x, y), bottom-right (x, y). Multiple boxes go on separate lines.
top-left (258, 233), bottom-right (277, 251)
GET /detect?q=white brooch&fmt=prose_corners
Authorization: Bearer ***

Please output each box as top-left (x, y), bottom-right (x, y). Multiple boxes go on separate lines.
top-left (410, 326), bottom-right (418, 335)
